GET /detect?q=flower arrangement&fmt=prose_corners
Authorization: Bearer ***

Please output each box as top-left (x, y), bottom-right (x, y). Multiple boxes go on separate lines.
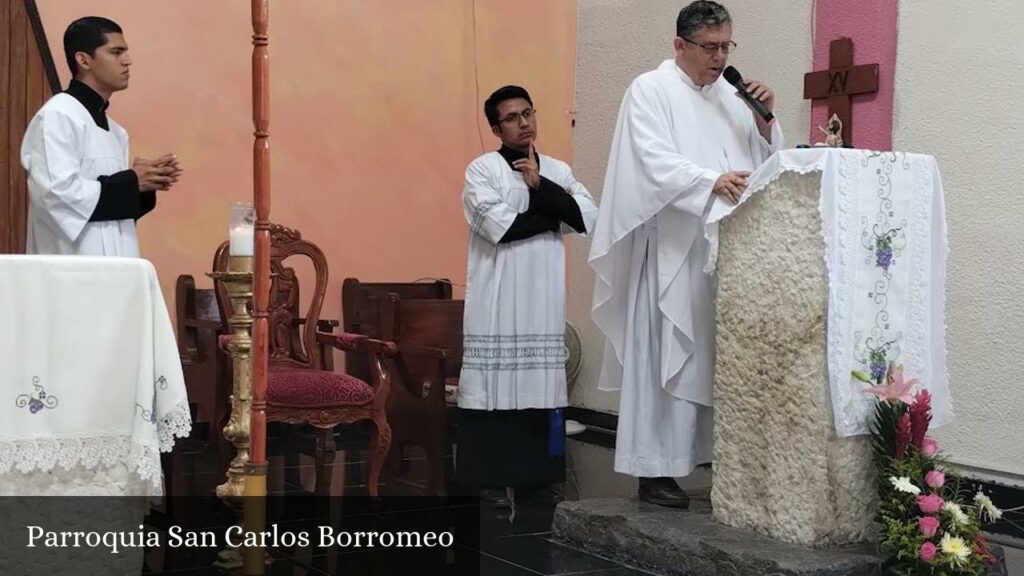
top-left (856, 362), bottom-right (1003, 574)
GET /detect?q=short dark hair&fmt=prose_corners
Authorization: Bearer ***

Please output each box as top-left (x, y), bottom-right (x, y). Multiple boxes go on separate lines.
top-left (484, 85), bottom-right (533, 127)
top-left (676, 1), bottom-right (731, 39)
top-left (63, 16), bottom-right (123, 78)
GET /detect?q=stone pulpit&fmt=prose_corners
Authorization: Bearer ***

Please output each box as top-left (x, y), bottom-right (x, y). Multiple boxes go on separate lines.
top-left (706, 148), bottom-right (952, 547)
top-left (552, 148), bottom-right (974, 574)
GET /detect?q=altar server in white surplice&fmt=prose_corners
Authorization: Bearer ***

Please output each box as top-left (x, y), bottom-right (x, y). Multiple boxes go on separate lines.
top-left (589, 1), bottom-right (784, 507)
top-left (458, 85), bottom-right (598, 509)
top-left (21, 16), bottom-right (182, 257)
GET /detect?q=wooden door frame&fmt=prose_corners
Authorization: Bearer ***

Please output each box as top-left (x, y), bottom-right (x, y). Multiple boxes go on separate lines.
top-left (2, 1), bottom-right (60, 253)
top-left (24, 0), bottom-right (61, 95)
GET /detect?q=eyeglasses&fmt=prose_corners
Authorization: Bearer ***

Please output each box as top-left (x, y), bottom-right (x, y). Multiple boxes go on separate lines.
top-left (681, 37), bottom-right (737, 55)
top-left (498, 108), bottom-right (536, 126)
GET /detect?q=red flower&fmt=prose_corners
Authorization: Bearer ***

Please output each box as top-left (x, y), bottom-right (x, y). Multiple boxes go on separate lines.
top-left (910, 389), bottom-right (932, 449)
top-left (895, 413), bottom-right (912, 459)
top-left (974, 547), bottom-right (996, 565)
top-left (974, 535), bottom-right (996, 565)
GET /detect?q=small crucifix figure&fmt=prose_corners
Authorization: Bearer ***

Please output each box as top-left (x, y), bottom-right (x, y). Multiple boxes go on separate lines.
top-left (803, 37), bottom-right (879, 147)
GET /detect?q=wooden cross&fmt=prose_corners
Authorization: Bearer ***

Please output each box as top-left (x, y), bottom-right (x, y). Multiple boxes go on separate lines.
top-left (803, 37), bottom-right (879, 146)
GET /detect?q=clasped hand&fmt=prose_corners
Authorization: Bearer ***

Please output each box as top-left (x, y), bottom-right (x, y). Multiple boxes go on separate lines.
top-left (133, 153), bottom-right (183, 192)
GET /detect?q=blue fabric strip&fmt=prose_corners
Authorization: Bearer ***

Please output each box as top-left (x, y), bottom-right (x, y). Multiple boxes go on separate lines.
top-left (549, 408), bottom-right (565, 457)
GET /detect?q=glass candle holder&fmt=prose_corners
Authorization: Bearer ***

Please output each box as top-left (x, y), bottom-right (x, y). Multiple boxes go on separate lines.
top-left (229, 202), bottom-right (255, 257)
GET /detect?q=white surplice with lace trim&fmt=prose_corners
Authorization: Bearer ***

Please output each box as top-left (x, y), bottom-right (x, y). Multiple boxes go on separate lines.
top-left (0, 255), bottom-right (191, 495)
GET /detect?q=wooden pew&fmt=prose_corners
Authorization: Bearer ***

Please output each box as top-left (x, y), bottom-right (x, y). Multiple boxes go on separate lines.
top-left (340, 279), bottom-right (458, 493)
top-left (340, 278), bottom-right (452, 382)
top-left (169, 275), bottom-right (232, 494)
top-left (176, 275), bottom-right (231, 433)
top-left (379, 295), bottom-right (464, 495)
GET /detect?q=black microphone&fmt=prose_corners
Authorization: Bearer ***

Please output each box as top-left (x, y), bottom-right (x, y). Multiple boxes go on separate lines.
top-left (723, 66), bottom-right (775, 125)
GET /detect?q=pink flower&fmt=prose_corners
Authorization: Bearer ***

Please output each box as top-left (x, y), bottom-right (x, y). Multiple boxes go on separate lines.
top-left (865, 363), bottom-right (919, 404)
top-left (925, 470), bottom-right (945, 489)
top-left (920, 541), bottom-right (937, 562)
top-left (920, 437), bottom-right (939, 458)
top-left (917, 494), bottom-right (944, 514)
top-left (919, 515), bottom-right (940, 537)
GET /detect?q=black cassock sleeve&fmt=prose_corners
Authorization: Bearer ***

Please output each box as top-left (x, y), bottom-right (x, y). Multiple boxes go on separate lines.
top-left (499, 191), bottom-right (561, 243)
top-left (531, 176), bottom-right (586, 233)
top-left (90, 169), bottom-right (156, 222)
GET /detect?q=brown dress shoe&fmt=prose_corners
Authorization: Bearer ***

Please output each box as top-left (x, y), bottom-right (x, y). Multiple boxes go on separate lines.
top-left (638, 477), bottom-right (690, 508)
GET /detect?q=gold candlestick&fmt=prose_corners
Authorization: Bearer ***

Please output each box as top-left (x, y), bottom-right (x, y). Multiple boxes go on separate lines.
top-left (208, 255), bottom-right (253, 572)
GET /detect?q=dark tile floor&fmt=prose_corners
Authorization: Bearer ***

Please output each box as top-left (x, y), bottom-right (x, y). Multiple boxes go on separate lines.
top-left (142, 421), bottom-right (701, 575)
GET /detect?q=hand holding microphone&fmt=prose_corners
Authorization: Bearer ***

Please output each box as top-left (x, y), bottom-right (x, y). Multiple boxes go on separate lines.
top-left (723, 66), bottom-right (775, 126)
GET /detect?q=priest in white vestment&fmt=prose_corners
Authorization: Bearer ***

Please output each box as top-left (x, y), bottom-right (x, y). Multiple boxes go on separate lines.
top-left (458, 86), bottom-right (598, 508)
top-left (589, 1), bottom-right (783, 507)
top-left (21, 17), bottom-right (181, 257)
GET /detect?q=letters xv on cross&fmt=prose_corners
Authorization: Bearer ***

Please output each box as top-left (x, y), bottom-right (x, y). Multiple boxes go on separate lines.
top-left (803, 37), bottom-right (879, 146)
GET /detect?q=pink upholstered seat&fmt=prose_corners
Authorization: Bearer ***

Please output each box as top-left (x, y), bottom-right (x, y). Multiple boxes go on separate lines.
top-left (268, 369), bottom-right (374, 408)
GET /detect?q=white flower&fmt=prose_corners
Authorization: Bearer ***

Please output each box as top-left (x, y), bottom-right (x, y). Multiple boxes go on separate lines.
top-left (889, 476), bottom-right (921, 495)
top-left (939, 532), bottom-right (971, 565)
top-left (974, 491), bottom-right (1003, 522)
top-left (942, 502), bottom-right (970, 526)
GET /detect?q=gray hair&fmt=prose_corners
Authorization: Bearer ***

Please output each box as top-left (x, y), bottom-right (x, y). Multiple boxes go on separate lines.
top-left (676, 1), bottom-right (731, 39)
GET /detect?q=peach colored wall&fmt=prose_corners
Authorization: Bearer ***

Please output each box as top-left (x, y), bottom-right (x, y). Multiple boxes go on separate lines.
top-left (36, 0), bottom-right (578, 327)
top-left (809, 0), bottom-right (896, 150)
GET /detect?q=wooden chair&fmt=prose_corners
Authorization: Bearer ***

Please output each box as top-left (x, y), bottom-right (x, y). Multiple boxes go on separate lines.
top-left (212, 224), bottom-right (395, 496)
top-left (379, 295), bottom-right (465, 495)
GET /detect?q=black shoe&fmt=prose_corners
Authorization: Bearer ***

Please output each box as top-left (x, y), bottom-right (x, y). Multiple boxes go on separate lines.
top-left (479, 486), bottom-right (512, 509)
top-left (638, 477), bottom-right (690, 508)
top-left (521, 484), bottom-right (564, 505)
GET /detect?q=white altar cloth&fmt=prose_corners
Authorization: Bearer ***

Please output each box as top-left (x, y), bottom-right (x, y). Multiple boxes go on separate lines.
top-left (0, 255), bottom-right (191, 495)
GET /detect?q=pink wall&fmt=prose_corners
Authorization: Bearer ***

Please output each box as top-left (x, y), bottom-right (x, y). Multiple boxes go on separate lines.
top-left (810, 0), bottom-right (897, 150)
top-left (36, 0), bottom-right (578, 327)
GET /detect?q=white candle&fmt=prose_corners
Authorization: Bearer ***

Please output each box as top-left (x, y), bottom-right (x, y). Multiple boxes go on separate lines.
top-left (229, 225), bottom-right (254, 256)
